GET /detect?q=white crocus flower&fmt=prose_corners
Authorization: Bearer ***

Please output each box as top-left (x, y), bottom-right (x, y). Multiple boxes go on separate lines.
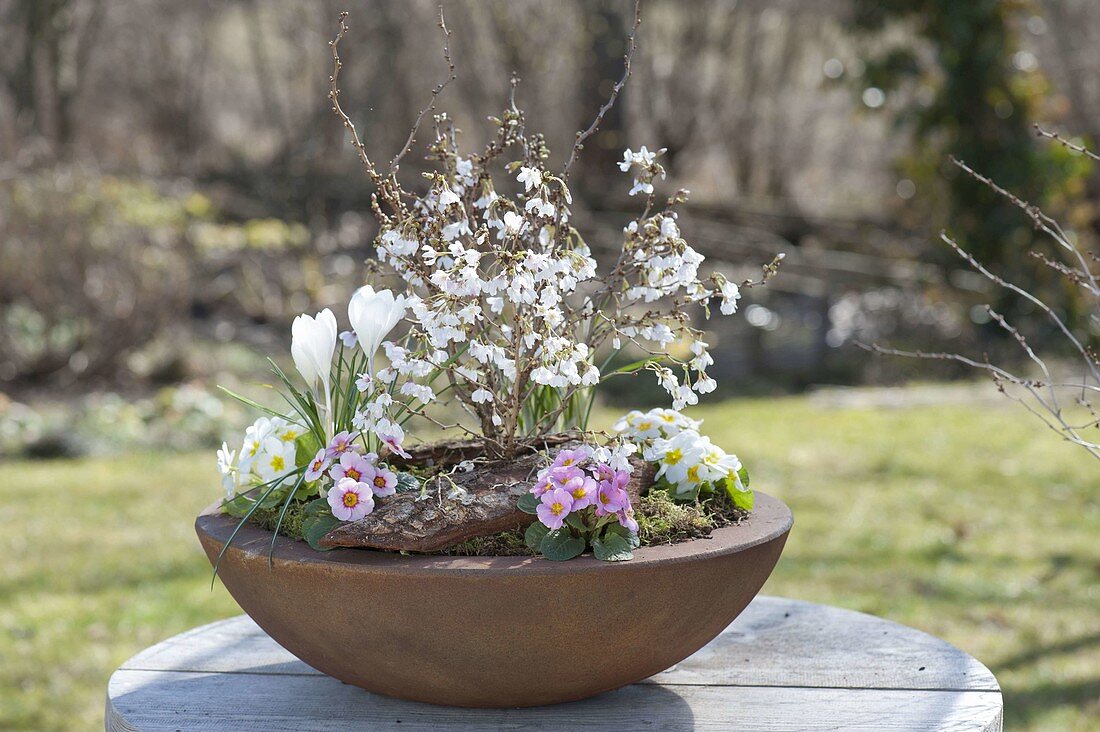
top-left (348, 285), bottom-right (408, 373)
top-left (291, 308), bottom-right (338, 436)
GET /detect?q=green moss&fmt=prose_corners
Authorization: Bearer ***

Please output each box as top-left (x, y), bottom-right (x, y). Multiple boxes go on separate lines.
top-left (636, 488), bottom-right (748, 546)
top-left (440, 527), bottom-right (532, 557)
top-left (637, 491), bottom-right (713, 544)
top-left (249, 500), bottom-right (311, 540)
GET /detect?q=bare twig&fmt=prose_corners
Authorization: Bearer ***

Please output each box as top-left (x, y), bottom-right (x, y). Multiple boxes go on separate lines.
top-left (328, 12), bottom-right (383, 189)
top-left (856, 343), bottom-right (1100, 459)
top-left (1034, 124), bottom-right (1100, 163)
top-left (868, 139), bottom-right (1100, 461)
top-left (389, 4), bottom-right (457, 174)
top-left (562, 0), bottom-right (642, 179)
top-left (939, 230), bottom-right (1100, 384)
top-left (951, 156), bottom-right (1099, 295)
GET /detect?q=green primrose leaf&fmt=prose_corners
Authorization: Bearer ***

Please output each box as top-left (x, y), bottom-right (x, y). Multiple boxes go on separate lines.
top-left (605, 521), bottom-right (641, 549)
top-left (303, 497), bottom-right (331, 517)
top-left (564, 513), bottom-right (588, 532)
top-left (723, 475), bottom-right (754, 511)
top-left (221, 493), bottom-right (254, 518)
top-left (539, 528), bottom-right (586, 561)
top-left (301, 513), bottom-right (343, 552)
top-left (517, 492), bottom-right (540, 515)
top-left (737, 465), bottom-right (751, 489)
top-left (670, 482), bottom-right (700, 502)
top-left (524, 522), bottom-right (549, 551)
top-left (294, 433), bottom-right (322, 466)
top-left (592, 531), bottom-right (634, 562)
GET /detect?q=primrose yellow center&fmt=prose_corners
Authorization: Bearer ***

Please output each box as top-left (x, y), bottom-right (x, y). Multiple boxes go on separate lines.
top-left (346, 468), bottom-right (361, 481)
top-left (638, 421), bottom-right (653, 431)
top-left (342, 492), bottom-right (359, 508)
top-left (687, 465), bottom-right (700, 482)
top-left (270, 455), bottom-right (285, 472)
top-left (599, 492), bottom-right (609, 505)
top-left (551, 502), bottom-right (565, 516)
top-left (281, 431), bottom-right (298, 442)
top-left (661, 414), bottom-right (676, 422)
top-left (665, 448), bottom-right (683, 465)
top-left (572, 487), bottom-right (586, 499)
top-left (374, 476), bottom-right (387, 488)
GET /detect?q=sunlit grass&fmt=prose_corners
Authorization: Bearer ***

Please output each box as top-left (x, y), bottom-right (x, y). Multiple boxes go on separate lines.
top-left (1, 392), bottom-right (1097, 730)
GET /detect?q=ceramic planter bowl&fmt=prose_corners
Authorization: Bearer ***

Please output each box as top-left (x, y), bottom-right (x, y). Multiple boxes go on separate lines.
top-left (195, 491), bottom-right (792, 708)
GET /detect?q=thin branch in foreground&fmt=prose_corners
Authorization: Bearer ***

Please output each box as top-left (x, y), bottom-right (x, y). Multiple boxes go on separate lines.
top-left (938, 230), bottom-right (1100, 384)
top-left (1034, 124), bottom-right (1100, 163)
top-left (856, 343), bottom-right (1100, 460)
top-left (950, 155), bottom-right (1099, 295)
top-left (562, 0), bottom-right (642, 180)
top-left (390, 4), bottom-right (457, 174)
top-left (328, 12), bottom-right (383, 188)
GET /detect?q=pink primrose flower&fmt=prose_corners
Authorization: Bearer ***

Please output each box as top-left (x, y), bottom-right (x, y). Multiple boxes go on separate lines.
top-left (536, 487), bottom-right (574, 530)
top-left (328, 477), bottom-right (375, 521)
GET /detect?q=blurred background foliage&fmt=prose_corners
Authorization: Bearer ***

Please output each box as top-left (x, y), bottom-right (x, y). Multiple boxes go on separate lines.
top-left (0, 0), bottom-right (1097, 454)
top-left (1, 4), bottom-right (1097, 730)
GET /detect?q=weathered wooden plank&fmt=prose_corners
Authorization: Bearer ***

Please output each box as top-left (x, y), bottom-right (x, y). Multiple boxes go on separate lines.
top-left (107, 597), bottom-right (1002, 731)
top-left (106, 670), bottom-right (1002, 732)
top-left (120, 597), bottom-right (997, 693)
top-left (653, 597), bottom-right (999, 692)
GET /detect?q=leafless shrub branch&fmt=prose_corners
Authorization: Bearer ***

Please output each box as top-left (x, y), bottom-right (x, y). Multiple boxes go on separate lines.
top-left (562, 0), bottom-right (642, 180)
top-left (869, 142), bottom-right (1100, 460)
top-left (389, 4), bottom-right (457, 174)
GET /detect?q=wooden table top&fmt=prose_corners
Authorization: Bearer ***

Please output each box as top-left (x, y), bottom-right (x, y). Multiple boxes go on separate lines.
top-left (106, 595), bottom-right (1002, 731)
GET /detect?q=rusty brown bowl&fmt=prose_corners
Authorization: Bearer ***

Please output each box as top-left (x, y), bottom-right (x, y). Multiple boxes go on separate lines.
top-left (195, 491), bottom-right (792, 708)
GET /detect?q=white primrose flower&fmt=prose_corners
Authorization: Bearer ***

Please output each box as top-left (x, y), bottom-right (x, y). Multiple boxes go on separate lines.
top-left (238, 417), bottom-right (273, 474)
top-left (254, 437), bottom-right (297, 486)
top-left (349, 285), bottom-right (408, 370)
top-left (217, 442), bottom-right (238, 498)
top-left (471, 388), bottom-right (493, 404)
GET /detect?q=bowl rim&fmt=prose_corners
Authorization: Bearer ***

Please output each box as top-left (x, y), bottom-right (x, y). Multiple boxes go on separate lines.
top-left (197, 490), bottom-right (792, 577)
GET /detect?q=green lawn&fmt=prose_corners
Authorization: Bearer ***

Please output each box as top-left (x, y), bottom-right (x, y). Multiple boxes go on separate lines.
top-left (1, 391), bottom-right (1097, 730)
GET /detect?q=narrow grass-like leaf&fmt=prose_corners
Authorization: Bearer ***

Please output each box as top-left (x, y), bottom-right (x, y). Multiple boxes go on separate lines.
top-left (210, 468), bottom-right (304, 588)
top-left (268, 472), bottom-right (306, 568)
top-left (217, 386), bottom-right (285, 420)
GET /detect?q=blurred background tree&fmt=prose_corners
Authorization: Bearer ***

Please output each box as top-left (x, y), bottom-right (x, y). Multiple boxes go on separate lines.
top-left (851, 0), bottom-right (1094, 331)
top-left (0, 0), bottom-right (1097, 431)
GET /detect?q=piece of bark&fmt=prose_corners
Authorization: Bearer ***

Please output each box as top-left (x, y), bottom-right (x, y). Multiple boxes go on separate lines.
top-left (320, 442), bottom-right (655, 553)
top-left (391, 434), bottom-right (576, 469)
